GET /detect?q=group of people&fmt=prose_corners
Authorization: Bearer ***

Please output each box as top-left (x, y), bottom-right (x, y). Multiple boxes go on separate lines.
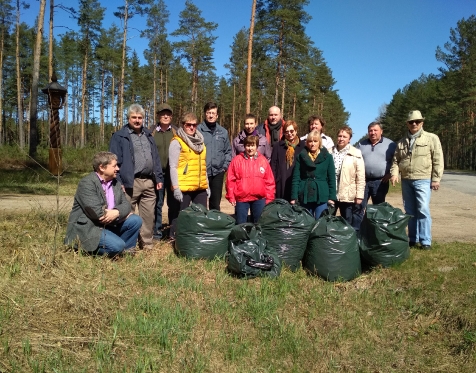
top-left (65, 103), bottom-right (443, 257)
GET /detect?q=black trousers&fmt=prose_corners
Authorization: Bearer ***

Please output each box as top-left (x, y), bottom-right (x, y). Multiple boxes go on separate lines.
top-left (208, 171), bottom-right (225, 211)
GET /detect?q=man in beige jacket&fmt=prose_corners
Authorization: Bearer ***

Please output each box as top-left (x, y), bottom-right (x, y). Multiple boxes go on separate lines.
top-left (390, 110), bottom-right (444, 249)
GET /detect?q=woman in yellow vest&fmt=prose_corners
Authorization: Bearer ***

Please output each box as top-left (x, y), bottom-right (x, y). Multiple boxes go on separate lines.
top-left (169, 112), bottom-right (209, 240)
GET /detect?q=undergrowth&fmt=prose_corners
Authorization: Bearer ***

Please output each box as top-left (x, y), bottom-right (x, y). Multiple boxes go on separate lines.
top-left (0, 210), bottom-right (475, 372)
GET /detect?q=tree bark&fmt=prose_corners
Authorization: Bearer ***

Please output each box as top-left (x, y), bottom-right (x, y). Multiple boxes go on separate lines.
top-left (16, 0), bottom-right (24, 148)
top-left (246, 0), bottom-right (256, 114)
top-left (29, 0), bottom-right (46, 157)
top-left (48, 0), bottom-right (54, 81)
top-left (119, 1), bottom-right (129, 128)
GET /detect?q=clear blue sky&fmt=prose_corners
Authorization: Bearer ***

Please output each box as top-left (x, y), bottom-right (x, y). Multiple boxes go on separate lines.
top-left (24, 0), bottom-right (476, 138)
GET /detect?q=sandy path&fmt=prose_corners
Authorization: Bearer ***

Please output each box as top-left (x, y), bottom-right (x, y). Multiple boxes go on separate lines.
top-left (1, 185), bottom-right (475, 243)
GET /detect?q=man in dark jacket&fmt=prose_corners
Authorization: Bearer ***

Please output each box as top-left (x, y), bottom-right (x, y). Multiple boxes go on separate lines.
top-left (64, 152), bottom-right (142, 256)
top-left (152, 103), bottom-right (179, 240)
top-left (109, 104), bottom-right (163, 250)
top-left (197, 102), bottom-right (232, 211)
top-left (257, 106), bottom-right (286, 148)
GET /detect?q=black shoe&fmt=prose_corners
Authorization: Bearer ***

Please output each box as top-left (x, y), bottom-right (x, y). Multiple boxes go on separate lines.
top-left (421, 245), bottom-right (432, 250)
top-left (409, 241), bottom-right (419, 247)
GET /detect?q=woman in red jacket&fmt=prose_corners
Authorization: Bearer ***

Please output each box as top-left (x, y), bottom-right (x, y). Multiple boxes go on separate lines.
top-left (226, 135), bottom-right (275, 224)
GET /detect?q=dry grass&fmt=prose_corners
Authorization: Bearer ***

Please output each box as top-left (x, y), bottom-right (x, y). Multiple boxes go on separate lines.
top-left (0, 209), bottom-right (475, 372)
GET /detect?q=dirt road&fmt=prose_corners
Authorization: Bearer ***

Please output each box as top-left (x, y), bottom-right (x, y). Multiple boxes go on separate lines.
top-left (1, 174), bottom-right (475, 243)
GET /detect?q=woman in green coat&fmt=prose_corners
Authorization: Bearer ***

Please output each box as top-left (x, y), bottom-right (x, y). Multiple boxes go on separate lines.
top-left (290, 130), bottom-right (337, 219)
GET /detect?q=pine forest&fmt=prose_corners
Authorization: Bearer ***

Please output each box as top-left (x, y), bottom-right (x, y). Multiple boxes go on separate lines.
top-left (0, 0), bottom-right (475, 170)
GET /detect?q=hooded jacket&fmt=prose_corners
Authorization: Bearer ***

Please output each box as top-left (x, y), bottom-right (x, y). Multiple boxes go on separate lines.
top-left (226, 152), bottom-right (275, 204)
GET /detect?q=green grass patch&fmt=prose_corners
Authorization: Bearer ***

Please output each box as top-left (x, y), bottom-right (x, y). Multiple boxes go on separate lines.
top-left (0, 210), bottom-right (475, 372)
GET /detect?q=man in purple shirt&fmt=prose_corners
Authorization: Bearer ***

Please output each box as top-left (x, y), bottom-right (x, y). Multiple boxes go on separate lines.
top-left (64, 152), bottom-right (142, 257)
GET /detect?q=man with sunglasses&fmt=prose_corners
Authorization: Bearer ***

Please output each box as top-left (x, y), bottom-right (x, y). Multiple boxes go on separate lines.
top-left (390, 110), bottom-right (444, 250)
top-left (152, 103), bottom-right (179, 240)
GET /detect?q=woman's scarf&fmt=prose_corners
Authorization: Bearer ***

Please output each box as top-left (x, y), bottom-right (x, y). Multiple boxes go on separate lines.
top-left (308, 149), bottom-right (320, 162)
top-left (177, 127), bottom-right (205, 153)
top-left (285, 136), bottom-right (300, 169)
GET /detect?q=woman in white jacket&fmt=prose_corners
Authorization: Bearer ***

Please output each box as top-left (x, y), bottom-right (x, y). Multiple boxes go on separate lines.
top-left (331, 126), bottom-right (365, 230)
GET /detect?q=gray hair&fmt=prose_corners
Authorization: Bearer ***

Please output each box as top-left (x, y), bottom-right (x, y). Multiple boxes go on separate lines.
top-left (92, 152), bottom-right (117, 172)
top-left (368, 121), bottom-right (383, 130)
top-left (127, 103), bottom-right (145, 118)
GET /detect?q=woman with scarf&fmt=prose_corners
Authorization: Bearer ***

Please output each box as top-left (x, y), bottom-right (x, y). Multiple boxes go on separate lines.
top-left (270, 121), bottom-right (306, 201)
top-left (331, 126), bottom-right (365, 230)
top-left (232, 113), bottom-right (272, 161)
top-left (168, 112), bottom-right (209, 240)
top-left (290, 131), bottom-right (336, 219)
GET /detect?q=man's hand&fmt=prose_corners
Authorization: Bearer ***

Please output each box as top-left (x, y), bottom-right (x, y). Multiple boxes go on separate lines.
top-left (354, 198), bottom-right (363, 205)
top-left (431, 181), bottom-right (440, 191)
top-left (99, 209), bottom-right (120, 225)
top-left (290, 200), bottom-right (296, 205)
top-left (390, 175), bottom-right (399, 187)
top-left (381, 173), bottom-right (391, 183)
top-left (156, 182), bottom-right (163, 190)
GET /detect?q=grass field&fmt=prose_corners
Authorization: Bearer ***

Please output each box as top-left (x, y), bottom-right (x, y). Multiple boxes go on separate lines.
top-left (0, 207), bottom-right (475, 372)
top-left (0, 147), bottom-right (474, 372)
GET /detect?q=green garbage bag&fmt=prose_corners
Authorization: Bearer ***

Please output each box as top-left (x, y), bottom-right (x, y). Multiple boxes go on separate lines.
top-left (175, 203), bottom-right (235, 260)
top-left (303, 210), bottom-right (361, 281)
top-left (258, 199), bottom-right (315, 272)
top-left (227, 223), bottom-right (281, 279)
top-left (359, 202), bottom-right (412, 267)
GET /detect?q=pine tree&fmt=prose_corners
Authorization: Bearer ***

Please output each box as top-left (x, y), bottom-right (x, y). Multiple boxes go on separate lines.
top-left (172, 0), bottom-right (217, 112)
top-left (0, 0), bottom-right (15, 145)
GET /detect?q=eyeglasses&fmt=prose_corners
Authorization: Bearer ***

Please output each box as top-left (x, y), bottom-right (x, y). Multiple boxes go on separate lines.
top-left (285, 130), bottom-right (295, 134)
top-left (184, 123), bottom-right (197, 128)
top-left (408, 120), bottom-right (422, 125)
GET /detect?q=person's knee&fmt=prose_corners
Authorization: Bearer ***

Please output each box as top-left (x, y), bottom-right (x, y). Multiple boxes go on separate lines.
top-left (126, 214), bottom-right (143, 230)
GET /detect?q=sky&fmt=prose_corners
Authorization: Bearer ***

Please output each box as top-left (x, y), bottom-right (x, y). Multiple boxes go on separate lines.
top-left (23, 0), bottom-right (476, 139)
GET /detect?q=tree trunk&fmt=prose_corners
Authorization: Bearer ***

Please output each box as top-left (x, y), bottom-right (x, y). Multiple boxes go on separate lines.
top-left (274, 21), bottom-right (284, 106)
top-left (29, 0), bottom-right (46, 157)
top-left (281, 65), bottom-right (286, 114)
top-left (246, 0), bottom-right (256, 114)
top-left (80, 50), bottom-right (88, 147)
top-left (111, 74), bottom-right (115, 130)
top-left (153, 52), bottom-right (157, 122)
top-left (16, 0), bottom-right (24, 149)
top-left (232, 83), bottom-right (236, 137)
top-left (119, 1), bottom-right (129, 128)
top-left (48, 0), bottom-right (54, 81)
top-left (0, 27), bottom-right (5, 145)
top-left (100, 67), bottom-right (105, 144)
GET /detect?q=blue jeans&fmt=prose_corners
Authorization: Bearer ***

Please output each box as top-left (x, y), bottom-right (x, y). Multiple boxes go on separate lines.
top-left (96, 214), bottom-right (142, 257)
top-left (401, 179), bottom-right (432, 245)
top-left (235, 199), bottom-right (266, 224)
top-left (362, 179), bottom-right (389, 208)
top-left (302, 202), bottom-right (328, 219)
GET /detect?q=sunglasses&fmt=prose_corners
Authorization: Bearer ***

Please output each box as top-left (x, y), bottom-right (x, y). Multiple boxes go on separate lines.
top-left (408, 120), bottom-right (422, 125)
top-left (184, 123), bottom-right (198, 128)
top-left (285, 130), bottom-right (295, 134)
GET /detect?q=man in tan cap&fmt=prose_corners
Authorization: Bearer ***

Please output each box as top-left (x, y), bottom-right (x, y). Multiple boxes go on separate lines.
top-left (390, 110), bottom-right (444, 250)
top-left (153, 103), bottom-right (179, 240)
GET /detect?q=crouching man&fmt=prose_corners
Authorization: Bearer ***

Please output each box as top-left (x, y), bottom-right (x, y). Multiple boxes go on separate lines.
top-left (64, 151), bottom-right (142, 257)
